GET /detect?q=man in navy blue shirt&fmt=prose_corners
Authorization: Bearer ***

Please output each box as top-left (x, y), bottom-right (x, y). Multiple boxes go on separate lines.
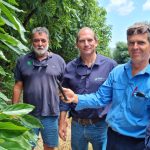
top-left (59, 27), bottom-right (117, 150)
top-left (60, 22), bottom-right (150, 150)
top-left (12, 27), bottom-right (66, 150)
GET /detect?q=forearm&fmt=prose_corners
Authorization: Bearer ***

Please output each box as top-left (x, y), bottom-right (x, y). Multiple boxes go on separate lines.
top-left (12, 81), bottom-right (23, 104)
top-left (76, 92), bottom-right (108, 110)
top-left (59, 111), bottom-right (68, 124)
top-left (59, 111), bottom-right (68, 141)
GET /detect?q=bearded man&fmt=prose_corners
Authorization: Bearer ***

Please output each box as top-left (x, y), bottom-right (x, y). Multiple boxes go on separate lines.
top-left (12, 27), bottom-right (66, 150)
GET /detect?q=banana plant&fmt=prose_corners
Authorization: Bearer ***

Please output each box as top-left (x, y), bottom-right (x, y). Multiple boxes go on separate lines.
top-left (0, 0), bottom-right (29, 100)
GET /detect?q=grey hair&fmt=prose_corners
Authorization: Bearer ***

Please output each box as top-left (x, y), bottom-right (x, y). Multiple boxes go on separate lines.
top-left (32, 27), bottom-right (49, 39)
top-left (127, 22), bottom-right (150, 42)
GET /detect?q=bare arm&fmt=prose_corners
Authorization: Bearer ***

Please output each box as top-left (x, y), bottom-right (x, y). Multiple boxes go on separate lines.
top-left (12, 81), bottom-right (23, 104)
top-left (59, 111), bottom-right (68, 141)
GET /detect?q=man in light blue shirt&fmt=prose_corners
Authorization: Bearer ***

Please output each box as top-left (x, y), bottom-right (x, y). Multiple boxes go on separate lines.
top-left (61, 22), bottom-right (150, 150)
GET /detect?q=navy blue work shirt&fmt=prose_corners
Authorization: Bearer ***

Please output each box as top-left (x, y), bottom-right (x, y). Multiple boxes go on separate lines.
top-left (14, 52), bottom-right (66, 116)
top-left (60, 54), bottom-right (117, 119)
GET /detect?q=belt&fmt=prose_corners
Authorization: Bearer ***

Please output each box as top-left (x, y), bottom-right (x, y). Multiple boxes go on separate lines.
top-left (72, 117), bottom-right (102, 125)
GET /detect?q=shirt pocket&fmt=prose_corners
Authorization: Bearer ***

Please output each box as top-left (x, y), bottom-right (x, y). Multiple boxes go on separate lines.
top-left (128, 96), bottom-right (147, 118)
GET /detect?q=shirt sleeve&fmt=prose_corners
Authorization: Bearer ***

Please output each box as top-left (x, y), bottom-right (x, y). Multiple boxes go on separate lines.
top-left (14, 58), bottom-right (23, 82)
top-left (59, 61), bottom-right (71, 112)
top-left (59, 101), bottom-right (70, 111)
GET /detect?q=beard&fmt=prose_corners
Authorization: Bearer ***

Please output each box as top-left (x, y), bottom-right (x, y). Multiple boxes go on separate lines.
top-left (32, 45), bottom-right (49, 56)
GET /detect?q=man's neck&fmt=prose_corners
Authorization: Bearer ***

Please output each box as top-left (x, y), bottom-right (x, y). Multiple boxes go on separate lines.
top-left (132, 61), bottom-right (149, 76)
top-left (81, 53), bottom-right (97, 67)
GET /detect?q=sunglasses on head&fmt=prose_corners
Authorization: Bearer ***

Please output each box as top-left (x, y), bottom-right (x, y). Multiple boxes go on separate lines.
top-left (33, 60), bottom-right (48, 67)
top-left (76, 64), bottom-right (94, 77)
top-left (127, 26), bottom-right (150, 36)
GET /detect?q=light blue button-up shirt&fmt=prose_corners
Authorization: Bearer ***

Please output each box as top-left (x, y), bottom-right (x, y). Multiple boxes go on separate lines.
top-left (76, 60), bottom-right (150, 138)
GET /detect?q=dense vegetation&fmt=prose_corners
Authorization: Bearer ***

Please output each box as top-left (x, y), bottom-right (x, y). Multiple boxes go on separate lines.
top-left (113, 42), bottom-right (130, 64)
top-left (0, 1), bottom-right (42, 149)
top-left (16, 0), bottom-right (112, 61)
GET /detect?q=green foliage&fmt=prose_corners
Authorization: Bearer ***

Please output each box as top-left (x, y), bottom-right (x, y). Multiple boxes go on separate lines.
top-left (0, 1), bottom-right (42, 149)
top-left (0, 0), bottom-right (28, 98)
top-left (0, 102), bottom-right (42, 150)
top-left (113, 41), bottom-right (130, 64)
top-left (0, 92), bottom-right (10, 102)
top-left (16, 0), bottom-right (111, 61)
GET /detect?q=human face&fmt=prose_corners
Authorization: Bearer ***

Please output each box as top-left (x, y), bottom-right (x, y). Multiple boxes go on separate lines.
top-left (127, 33), bottom-right (150, 66)
top-left (76, 29), bottom-right (98, 56)
top-left (32, 32), bottom-right (49, 56)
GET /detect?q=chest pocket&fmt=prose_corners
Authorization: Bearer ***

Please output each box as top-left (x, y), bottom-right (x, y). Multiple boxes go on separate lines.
top-left (128, 91), bottom-right (148, 118)
top-left (112, 82), bottom-right (126, 103)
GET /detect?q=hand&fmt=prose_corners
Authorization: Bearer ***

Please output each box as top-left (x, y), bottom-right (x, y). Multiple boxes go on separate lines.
top-left (59, 120), bottom-right (68, 141)
top-left (60, 88), bottom-right (78, 103)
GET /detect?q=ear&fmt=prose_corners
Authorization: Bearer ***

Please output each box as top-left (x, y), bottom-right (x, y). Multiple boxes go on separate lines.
top-left (75, 43), bottom-right (78, 49)
top-left (95, 40), bottom-right (98, 47)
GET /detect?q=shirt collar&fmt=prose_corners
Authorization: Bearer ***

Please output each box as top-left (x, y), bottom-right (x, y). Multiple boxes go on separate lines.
top-left (124, 60), bottom-right (150, 75)
top-left (76, 54), bottom-right (101, 67)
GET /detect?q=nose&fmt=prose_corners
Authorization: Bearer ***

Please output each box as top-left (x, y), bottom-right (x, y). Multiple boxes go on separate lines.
top-left (132, 42), bottom-right (139, 49)
top-left (84, 40), bottom-right (89, 46)
top-left (38, 40), bottom-right (42, 46)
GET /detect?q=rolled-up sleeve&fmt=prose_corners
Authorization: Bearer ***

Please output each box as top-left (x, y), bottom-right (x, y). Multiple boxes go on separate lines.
top-left (59, 101), bottom-right (71, 111)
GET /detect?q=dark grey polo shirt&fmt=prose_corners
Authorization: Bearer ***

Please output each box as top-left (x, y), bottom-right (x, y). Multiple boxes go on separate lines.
top-left (14, 52), bottom-right (66, 116)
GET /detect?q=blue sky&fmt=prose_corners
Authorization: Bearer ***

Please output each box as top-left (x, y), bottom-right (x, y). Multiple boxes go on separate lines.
top-left (99, 0), bottom-right (150, 48)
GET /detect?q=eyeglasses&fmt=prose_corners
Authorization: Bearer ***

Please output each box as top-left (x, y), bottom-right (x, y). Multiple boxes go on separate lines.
top-left (33, 60), bottom-right (48, 67)
top-left (127, 26), bottom-right (150, 36)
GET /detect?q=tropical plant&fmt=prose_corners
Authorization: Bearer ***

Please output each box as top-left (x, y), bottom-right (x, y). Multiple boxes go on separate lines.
top-left (0, 0), bottom-right (29, 98)
top-left (0, 1), bottom-right (42, 149)
top-left (0, 101), bottom-right (42, 150)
